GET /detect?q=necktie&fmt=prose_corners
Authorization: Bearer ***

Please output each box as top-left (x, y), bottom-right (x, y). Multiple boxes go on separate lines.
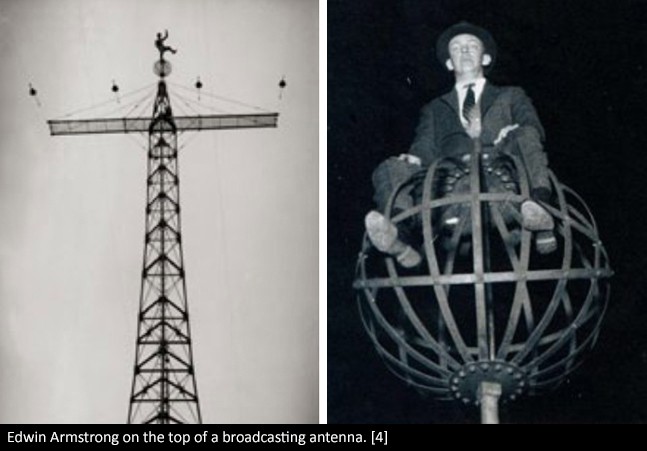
top-left (462, 83), bottom-right (476, 123)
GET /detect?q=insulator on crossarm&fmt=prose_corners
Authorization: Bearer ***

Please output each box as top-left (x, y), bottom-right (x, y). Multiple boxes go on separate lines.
top-left (28, 83), bottom-right (41, 107)
top-left (112, 80), bottom-right (120, 103)
top-left (195, 76), bottom-right (202, 100)
top-left (278, 75), bottom-right (286, 99)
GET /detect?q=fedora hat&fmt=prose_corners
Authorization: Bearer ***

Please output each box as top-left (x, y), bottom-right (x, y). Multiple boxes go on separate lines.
top-left (436, 21), bottom-right (497, 68)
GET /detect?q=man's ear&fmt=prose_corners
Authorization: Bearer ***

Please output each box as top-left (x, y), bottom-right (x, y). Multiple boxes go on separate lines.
top-left (445, 58), bottom-right (454, 71)
top-left (482, 54), bottom-right (492, 66)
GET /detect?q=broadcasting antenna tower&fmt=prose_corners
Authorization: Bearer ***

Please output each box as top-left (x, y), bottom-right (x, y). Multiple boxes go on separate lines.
top-left (47, 32), bottom-right (279, 424)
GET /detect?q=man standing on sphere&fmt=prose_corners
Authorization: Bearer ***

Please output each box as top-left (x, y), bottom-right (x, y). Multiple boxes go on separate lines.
top-left (366, 21), bottom-right (556, 267)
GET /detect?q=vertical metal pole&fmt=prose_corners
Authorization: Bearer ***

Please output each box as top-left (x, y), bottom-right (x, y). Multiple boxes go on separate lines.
top-left (470, 138), bottom-right (489, 360)
top-left (479, 381), bottom-right (502, 424)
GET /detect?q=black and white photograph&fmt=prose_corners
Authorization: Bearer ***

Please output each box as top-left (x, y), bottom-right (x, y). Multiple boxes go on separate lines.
top-left (0, 0), bottom-right (318, 424)
top-left (329, 0), bottom-right (647, 423)
top-left (5, 0), bottom-right (647, 428)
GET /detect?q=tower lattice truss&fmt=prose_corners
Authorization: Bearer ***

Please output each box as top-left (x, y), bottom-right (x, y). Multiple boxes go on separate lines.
top-left (128, 85), bottom-right (200, 424)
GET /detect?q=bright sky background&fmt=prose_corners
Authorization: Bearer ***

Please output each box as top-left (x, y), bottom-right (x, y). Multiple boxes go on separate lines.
top-left (0, 0), bottom-right (318, 424)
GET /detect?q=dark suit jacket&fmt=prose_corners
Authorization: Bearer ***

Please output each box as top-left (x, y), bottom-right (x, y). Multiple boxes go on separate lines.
top-left (409, 83), bottom-right (545, 166)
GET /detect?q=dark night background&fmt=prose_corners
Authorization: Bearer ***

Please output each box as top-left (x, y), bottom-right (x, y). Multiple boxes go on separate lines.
top-left (328, 0), bottom-right (647, 423)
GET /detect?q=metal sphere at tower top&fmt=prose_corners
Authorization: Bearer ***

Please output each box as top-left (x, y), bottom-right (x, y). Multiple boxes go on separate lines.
top-left (353, 145), bottom-right (613, 416)
top-left (154, 59), bottom-right (172, 78)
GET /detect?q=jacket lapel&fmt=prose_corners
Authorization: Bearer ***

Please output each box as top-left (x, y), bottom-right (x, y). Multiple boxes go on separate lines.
top-left (479, 82), bottom-right (500, 116)
top-left (440, 89), bottom-right (460, 117)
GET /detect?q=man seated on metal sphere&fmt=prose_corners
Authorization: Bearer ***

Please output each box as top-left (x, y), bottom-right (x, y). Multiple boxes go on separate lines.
top-left (365, 21), bottom-right (557, 268)
top-left (155, 29), bottom-right (177, 59)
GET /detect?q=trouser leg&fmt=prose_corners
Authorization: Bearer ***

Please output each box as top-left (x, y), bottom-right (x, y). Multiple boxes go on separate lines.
top-left (498, 134), bottom-right (557, 253)
top-left (513, 127), bottom-right (551, 198)
top-left (371, 157), bottom-right (424, 213)
top-left (368, 157), bottom-right (425, 266)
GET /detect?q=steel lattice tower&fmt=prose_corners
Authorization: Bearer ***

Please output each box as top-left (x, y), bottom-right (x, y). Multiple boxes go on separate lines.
top-left (47, 33), bottom-right (278, 424)
top-left (127, 77), bottom-right (201, 424)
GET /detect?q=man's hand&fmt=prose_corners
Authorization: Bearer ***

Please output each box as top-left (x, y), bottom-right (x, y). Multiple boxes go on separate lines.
top-left (494, 124), bottom-right (520, 145)
top-left (397, 154), bottom-right (422, 166)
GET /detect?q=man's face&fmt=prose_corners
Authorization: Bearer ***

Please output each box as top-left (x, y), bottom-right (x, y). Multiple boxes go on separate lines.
top-left (446, 33), bottom-right (491, 77)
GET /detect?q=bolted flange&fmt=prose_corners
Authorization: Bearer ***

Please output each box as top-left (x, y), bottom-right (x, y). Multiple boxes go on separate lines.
top-left (449, 360), bottom-right (528, 404)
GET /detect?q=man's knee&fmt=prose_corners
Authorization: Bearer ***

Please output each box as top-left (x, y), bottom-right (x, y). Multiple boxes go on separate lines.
top-left (372, 157), bottom-right (421, 212)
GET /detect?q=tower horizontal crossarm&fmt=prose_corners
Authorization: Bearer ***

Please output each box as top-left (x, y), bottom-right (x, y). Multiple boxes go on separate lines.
top-left (48, 113), bottom-right (279, 136)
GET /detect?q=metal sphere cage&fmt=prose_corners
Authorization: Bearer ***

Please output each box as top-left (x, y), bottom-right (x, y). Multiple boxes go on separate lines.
top-left (154, 59), bottom-right (172, 78)
top-left (354, 144), bottom-right (613, 406)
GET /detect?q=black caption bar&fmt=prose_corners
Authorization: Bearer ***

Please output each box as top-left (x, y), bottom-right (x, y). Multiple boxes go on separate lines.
top-left (2, 425), bottom-right (393, 449)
